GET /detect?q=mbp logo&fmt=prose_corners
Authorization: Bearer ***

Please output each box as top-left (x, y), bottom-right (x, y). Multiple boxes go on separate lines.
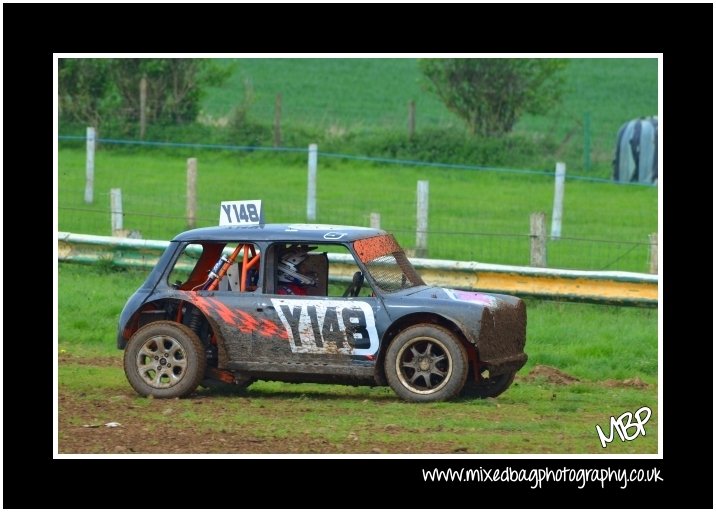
top-left (595, 406), bottom-right (652, 448)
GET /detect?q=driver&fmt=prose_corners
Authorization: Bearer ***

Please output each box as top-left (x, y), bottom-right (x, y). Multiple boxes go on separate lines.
top-left (277, 246), bottom-right (317, 296)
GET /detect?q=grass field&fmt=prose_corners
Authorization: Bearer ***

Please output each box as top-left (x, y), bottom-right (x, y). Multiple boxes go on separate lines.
top-left (201, 57), bottom-right (658, 172)
top-left (58, 147), bottom-right (657, 272)
top-left (57, 262), bottom-right (658, 454)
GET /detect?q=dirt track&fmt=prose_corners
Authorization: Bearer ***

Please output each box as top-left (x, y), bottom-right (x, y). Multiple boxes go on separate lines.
top-left (58, 357), bottom-right (655, 455)
top-left (58, 388), bottom-right (463, 454)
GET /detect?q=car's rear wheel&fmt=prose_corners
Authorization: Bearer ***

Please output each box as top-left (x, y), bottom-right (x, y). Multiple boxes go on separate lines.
top-left (461, 371), bottom-right (516, 398)
top-left (124, 321), bottom-right (206, 398)
top-left (385, 324), bottom-right (468, 402)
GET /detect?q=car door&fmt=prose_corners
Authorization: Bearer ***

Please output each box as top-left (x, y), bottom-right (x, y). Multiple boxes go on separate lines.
top-left (249, 242), bottom-right (388, 375)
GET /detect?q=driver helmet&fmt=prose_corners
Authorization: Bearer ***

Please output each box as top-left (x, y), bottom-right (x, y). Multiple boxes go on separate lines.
top-left (277, 248), bottom-right (316, 286)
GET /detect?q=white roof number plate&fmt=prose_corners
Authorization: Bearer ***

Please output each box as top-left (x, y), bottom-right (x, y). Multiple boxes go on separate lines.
top-left (219, 200), bottom-right (262, 226)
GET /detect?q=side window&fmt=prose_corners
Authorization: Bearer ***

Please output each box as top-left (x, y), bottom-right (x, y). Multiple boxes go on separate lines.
top-left (167, 243), bottom-right (205, 289)
top-left (167, 242), bottom-right (260, 292)
top-left (270, 243), bottom-right (372, 298)
top-left (216, 243), bottom-right (261, 292)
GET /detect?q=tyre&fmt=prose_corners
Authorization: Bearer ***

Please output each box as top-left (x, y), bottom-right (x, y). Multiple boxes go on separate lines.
top-left (384, 324), bottom-right (468, 402)
top-left (461, 371), bottom-right (516, 399)
top-left (124, 321), bottom-right (206, 398)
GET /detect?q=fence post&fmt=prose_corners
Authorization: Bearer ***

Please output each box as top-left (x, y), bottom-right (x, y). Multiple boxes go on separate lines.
top-left (408, 100), bottom-right (416, 140)
top-left (370, 212), bottom-right (381, 229)
top-left (84, 127), bottom-right (95, 204)
top-left (273, 93), bottom-right (282, 147)
top-left (139, 76), bottom-right (147, 140)
top-left (110, 188), bottom-right (123, 236)
top-left (307, 143), bottom-right (318, 221)
top-left (416, 180), bottom-right (429, 258)
top-left (186, 158), bottom-right (197, 229)
top-left (530, 212), bottom-right (547, 267)
top-left (551, 162), bottom-right (566, 239)
top-left (648, 233), bottom-right (658, 274)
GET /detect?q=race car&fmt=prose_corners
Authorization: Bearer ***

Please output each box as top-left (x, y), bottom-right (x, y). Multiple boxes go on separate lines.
top-left (117, 222), bottom-right (527, 402)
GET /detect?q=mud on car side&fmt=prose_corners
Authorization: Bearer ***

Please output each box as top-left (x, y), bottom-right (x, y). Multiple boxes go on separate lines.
top-left (117, 223), bottom-right (527, 402)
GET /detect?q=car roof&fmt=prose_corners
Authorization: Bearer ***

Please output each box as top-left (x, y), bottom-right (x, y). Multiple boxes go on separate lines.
top-left (172, 223), bottom-right (387, 243)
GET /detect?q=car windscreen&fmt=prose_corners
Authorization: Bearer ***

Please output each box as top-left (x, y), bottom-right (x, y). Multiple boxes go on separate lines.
top-left (353, 235), bottom-right (425, 293)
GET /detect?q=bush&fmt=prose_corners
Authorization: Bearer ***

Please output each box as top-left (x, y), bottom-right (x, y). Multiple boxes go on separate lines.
top-left (419, 58), bottom-right (568, 137)
top-left (339, 128), bottom-right (557, 170)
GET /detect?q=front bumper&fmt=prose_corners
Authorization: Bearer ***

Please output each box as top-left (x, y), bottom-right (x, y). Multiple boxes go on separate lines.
top-left (476, 298), bottom-right (527, 375)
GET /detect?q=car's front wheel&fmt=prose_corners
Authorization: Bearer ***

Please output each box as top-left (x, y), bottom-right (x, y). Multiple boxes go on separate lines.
top-left (385, 324), bottom-right (468, 402)
top-left (124, 321), bottom-right (206, 398)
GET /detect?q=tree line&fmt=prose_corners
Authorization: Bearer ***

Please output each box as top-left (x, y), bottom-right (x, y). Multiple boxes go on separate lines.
top-left (59, 58), bottom-right (566, 139)
top-left (58, 58), bottom-right (233, 132)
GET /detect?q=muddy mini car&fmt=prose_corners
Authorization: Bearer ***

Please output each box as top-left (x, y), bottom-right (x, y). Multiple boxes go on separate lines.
top-left (117, 224), bottom-right (527, 402)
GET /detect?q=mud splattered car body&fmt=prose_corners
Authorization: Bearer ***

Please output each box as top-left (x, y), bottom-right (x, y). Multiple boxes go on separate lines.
top-left (117, 224), bottom-right (527, 402)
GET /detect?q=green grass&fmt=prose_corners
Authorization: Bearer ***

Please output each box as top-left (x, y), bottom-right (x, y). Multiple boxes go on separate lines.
top-left (523, 299), bottom-right (657, 382)
top-left (203, 58), bottom-right (455, 129)
top-left (58, 147), bottom-right (656, 272)
top-left (200, 57), bottom-right (657, 173)
top-left (58, 263), bottom-right (141, 350)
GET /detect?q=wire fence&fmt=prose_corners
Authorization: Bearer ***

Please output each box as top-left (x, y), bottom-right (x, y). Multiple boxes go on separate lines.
top-left (58, 137), bottom-right (658, 273)
top-left (58, 135), bottom-right (658, 187)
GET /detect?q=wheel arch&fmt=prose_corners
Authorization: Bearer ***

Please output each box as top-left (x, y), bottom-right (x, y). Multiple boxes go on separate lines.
top-left (374, 312), bottom-right (477, 386)
top-left (119, 297), bottom-right (230, 369)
